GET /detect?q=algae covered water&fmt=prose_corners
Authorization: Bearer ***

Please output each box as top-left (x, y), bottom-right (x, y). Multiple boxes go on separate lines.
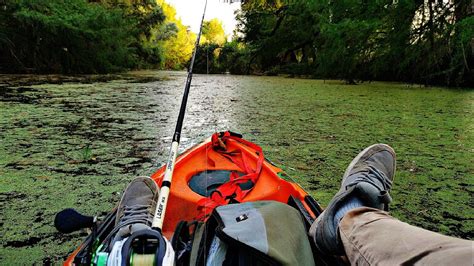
top-left (1, 71), bottom-right (473, 263)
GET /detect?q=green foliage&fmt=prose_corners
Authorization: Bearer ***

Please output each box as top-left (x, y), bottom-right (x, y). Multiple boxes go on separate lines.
top-left (1, 0), bottom-right (471, 84)
top-left (219, 41), bottom-right (253, 74)
top-left (194, 19), bottom-right (247, 74)
top-left (194, 43), bottom-right (222, 74)
top-left (193, 18), bottom-right (252, 75)
top-left (194, 40), bottom-right (252, 75)
top-left (158, 0), bottom-right (196, 70)
top-left (81, 144), bottom-right (93, 162)
top-left (201, 18), bottom-right (226, 45)
top-left (450, 16), bottom-right (474, 86)
top-left (232, 0), bottom-right (474, 86)
top-left (0, 0), bottom-right (175, 73)
top-left (0, 0), bottom-right (134, 73)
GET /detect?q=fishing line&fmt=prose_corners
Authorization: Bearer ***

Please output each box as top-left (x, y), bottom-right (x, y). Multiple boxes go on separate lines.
top-left (152, 0), bottom-right (208, 230)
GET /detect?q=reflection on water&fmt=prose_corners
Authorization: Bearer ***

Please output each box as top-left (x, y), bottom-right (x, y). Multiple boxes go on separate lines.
top-left (0, 71), bottom-right (255, 263)
top-left (1, 70), bottom-right (472, 263)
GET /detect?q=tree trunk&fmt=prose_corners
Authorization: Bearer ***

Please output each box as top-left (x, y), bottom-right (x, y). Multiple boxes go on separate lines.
top-left (454, 0), bottom-right (471, 22)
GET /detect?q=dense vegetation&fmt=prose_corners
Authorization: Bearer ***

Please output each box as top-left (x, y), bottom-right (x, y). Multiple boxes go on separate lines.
top-left (0, 0), bottom-right (195, 73)
top-left (203, 0), bottom-right (473, 87)
top-left (1, 0), bottom-right (472, 86)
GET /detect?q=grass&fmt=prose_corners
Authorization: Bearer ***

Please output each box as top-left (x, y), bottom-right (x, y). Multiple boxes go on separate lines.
top-left (0, 72), bottom-right (472, 263)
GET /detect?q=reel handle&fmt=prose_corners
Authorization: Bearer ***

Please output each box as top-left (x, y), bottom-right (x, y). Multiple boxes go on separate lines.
top-left (54, 208), bottom-right (96, 233)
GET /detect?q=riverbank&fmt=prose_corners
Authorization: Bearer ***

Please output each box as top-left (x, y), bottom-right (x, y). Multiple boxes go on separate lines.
top-left (0, 71), bottom-right (472, 263)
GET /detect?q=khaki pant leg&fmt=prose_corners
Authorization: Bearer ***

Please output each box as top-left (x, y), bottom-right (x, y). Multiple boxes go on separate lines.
top-left (339, 207), bottom-right (473, 266)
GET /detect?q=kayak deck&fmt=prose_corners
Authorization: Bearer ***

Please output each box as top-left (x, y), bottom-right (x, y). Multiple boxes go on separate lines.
top-left (64, 133), bottom-right (323, 265)
top-left (151, 135), bottom-right (320, 239)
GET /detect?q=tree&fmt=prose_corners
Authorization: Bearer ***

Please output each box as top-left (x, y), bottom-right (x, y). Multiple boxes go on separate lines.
top-left (193, 19), bottom-right (230, 74)
top-left (231, 0), bottom-right (473, 86)
top-left (201, 18), bottom-right (226, 45)
top-left (0, 0), bottom-right (138, 73)
top-left (157, 0), bottom-right (196, 69)
top-left (0, 0), bottom-right (171, 73)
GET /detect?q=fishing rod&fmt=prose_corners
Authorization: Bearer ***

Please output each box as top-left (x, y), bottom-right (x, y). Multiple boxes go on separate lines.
top-left (152, 0), bottom-right (208, 230)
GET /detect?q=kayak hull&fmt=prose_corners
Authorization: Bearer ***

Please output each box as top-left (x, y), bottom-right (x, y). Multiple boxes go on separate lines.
top-left (64, 133), bottom-right (322, 265)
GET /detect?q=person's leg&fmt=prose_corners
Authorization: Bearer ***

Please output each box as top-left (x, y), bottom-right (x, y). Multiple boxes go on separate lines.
top-left (310, 144), bottom-right (473, 265)
top-left (340, 207), bottom-right (473, 265)
top-left (310, 143), bottom-right (397, 255)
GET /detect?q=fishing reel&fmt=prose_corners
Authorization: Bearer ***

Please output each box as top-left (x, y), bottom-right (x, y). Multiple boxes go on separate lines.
top-left (55, 209), bottom-right (174, 266)
top-left (94, 228), bottom-right (174, 266)
top-left (117, 229), bottom-right (174, 266)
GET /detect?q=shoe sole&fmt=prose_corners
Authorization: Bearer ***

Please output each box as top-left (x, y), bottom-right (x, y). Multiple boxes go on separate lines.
top-left (342, 143), bottom-right (396, 185)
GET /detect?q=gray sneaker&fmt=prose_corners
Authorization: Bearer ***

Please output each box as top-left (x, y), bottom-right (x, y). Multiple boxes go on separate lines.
top-left (111, 176), bottom-right (159, 243)
top-left (310, 144), bottom-right (396, 255)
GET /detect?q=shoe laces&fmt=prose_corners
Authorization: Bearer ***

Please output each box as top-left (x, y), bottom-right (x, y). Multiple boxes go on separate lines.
top-left (347, 165), bottom-right (392, 191)
top-left (117, 204), bottom-right (154, 228)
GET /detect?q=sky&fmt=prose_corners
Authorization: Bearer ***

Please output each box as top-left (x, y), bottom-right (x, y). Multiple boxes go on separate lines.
top-left (165, 0), bottom-right (241, 37)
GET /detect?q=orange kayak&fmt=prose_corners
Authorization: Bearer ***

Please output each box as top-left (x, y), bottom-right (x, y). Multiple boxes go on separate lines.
top-left (64, 132), bottom-right (322, 265)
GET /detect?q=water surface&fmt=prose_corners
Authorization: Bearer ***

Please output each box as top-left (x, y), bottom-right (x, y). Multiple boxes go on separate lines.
top-left (0, 71), bottom-right (472, 263)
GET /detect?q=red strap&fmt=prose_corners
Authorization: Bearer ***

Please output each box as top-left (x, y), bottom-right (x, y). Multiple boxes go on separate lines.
top-left (196, 132), bottom-right (265, 220)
